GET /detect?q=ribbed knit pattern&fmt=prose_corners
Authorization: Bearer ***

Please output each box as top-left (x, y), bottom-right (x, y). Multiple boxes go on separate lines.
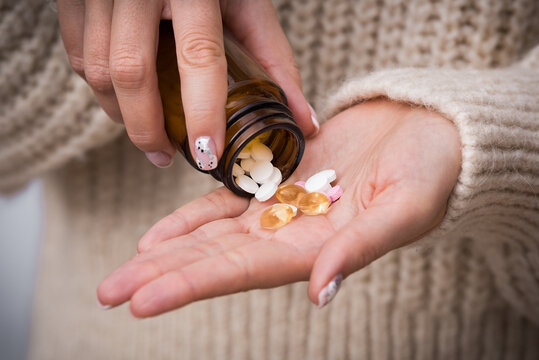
top-left (1, 0), bottom-right (537, 359)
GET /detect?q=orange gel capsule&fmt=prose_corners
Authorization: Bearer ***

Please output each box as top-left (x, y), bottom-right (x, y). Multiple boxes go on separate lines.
top-left (275, 184), bottom-right (308, 207)
top-left (298, 192), bottom-right (330, 215)
top-left (260, 204), bottom-right (294, 229)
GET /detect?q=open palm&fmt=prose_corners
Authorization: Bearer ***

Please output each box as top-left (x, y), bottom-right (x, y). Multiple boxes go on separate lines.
top-left (98, 100), bottom-right (461, 317)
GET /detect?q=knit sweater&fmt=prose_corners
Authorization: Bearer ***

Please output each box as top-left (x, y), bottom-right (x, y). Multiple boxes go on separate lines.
top-left (1, 0), bottom-right (538, 359)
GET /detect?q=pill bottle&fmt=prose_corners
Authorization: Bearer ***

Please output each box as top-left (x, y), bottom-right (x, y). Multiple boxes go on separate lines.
top-left (157, 20), bottom-right (305, 197)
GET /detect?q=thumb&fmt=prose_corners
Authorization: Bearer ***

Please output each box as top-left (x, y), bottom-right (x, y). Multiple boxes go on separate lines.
top-left (309, 197), bottom-right (440, 308)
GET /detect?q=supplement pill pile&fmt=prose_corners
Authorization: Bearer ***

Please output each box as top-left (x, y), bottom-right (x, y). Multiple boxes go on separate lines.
top-left (260, 169), bottom-right (343, 230)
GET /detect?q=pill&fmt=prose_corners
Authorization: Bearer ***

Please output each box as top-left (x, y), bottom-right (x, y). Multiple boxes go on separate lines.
top-left (237, 148), bottom-right (251, 159)
top-left (266, 167), bottom-right (282, 185)
top-left (235, 174), bottom-right (259, 194)
top-left (240, 158), bottom-right (256, 172)
top-left (326, 185), bottom-right (343, 203)
top-left (250, 142), bottom-right (273, 162)
top-left (275, 184), bottom-right (308, 207)
top-left (232, 163), bottom-right (244, 177)
top-left (255, 182), bottom-right (279, 202)
top-left (250, 161), bottom-right (274, 183)
top-left (287, 204), bottom-right (298, 216)
top-left (260, 204), bottom-right (294, 229)
top-left (294, 181), bottom-right (306, 188)
top-left (305, 172), bottom-right (332, 193)
top-left (317, 169), bottom-right (337, 183)
top-left (298, 192), bottom-right (330, 215)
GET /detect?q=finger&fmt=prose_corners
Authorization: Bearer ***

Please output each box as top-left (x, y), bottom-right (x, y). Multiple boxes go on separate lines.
top-left (223, 0), bottom-right (318, 137)
top-left (138, 187), bottom-right (249, 253)
top-left (170, 0), bottom-right (227, 171)
top-left (83, 0), bottom-right (123, 123)
top-left (109, 0), bottom-right (176, 165)
top-left (57, 0), bottom-right (85, 77)
top-left (129, 235), bottom-right (317, 317)
top-left (98, 218), bottom-right (246, 307)
top-left (308, 192), bottom-right (445, 308)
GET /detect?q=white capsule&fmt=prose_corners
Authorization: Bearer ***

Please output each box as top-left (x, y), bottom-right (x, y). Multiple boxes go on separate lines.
top-left (250, 161), bottom-right (274, 184)
top-left (305, 172), bottom-right (332, 193)
top-left (317, 169), bottom-right (337, 183)
top-left (237, 148), bottom-right (251, 159)
top-left (255, 181), bottom-right (278, 202)
top-left (266, 167), bottom-right (282, 185)
top-left (240, 158), bottom-right (256, 172)
top-left (235, 174), bottom-right (259, 194)
top-left (250, 142), bottom-right (273, 162)
top-left (232, 163), bottom-right (244, 177)
top-left (286, 204), bottom-right (298, 216)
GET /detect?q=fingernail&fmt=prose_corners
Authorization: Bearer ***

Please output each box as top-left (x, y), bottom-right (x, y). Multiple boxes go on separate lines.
top-left (97, 299), bottom-right (112, 310)
top-left (317, 273), bottom-right (343, 308)
top-left (145, 151), bottom-right (173, 168)
top-left (308, 103), bottom-right (320, 135)
top-left (195, 136), bottom-right (218, 170)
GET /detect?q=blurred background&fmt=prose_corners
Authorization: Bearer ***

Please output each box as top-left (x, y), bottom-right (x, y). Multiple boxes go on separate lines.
top-left (0, 181), bottom-right (43, 360)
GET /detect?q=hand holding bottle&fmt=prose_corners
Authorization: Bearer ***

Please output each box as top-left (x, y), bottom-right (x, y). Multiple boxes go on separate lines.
top-left (57, 0), bottom-right (318, 168)
top-left (97, 100), bottom-right (461, 316)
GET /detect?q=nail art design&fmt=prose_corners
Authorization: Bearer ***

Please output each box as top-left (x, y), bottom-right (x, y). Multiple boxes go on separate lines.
top-left (317, 273), bottom-right (343, 308)
top-left (195, 136), bottom-right (218, 170)
top-left (308, 103), bottom-right (320, 134)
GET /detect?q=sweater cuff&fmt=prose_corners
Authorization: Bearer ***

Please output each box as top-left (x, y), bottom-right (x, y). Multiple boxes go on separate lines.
top-left (323, 66), bottom-right (539, 322)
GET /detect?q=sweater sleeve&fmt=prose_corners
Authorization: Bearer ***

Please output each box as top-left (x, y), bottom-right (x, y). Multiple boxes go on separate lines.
top-left (0, 2), bottom-right (123, 193)
top-left (323, 46), bottom-right (539, 323)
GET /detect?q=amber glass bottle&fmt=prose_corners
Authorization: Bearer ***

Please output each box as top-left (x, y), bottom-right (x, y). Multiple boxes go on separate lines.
top-left (156, 21), bottom-right (305, 197)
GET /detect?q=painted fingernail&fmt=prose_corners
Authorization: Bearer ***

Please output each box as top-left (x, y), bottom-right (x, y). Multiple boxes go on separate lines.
top-left (317, 273), bottom-right (343, 308)
top-left (195, 136), bottom-right (218, 170)
top-left (308, 103), bottom-right (320, 135)
top-left (145, 151), bottom-right (173, 168)
top-left (97, 299), bottom-right (112, 310)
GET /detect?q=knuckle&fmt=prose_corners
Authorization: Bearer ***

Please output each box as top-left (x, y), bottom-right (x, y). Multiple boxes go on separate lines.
top-left (68, 54), bottom-right (85, 77)
top-left (178, 33), bottom-right (224, 69)
top-left (109, 47), bottom-right (150, 89)
top-left (127, 130), bottom-right (160, 150)
top-left (84, 58), bottom-right (113, 92)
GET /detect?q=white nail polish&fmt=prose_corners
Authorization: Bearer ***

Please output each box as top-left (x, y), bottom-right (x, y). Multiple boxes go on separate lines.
top-left (317, 273), bottom-right (343, 308)
top-left (308, 103), bottom-right (320, 134)
top-left (98, 299), bottom-right (112, 310)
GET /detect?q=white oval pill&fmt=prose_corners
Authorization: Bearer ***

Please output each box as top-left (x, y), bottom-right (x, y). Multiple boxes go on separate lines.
top-left (255, 182), bottom-right (278, 202)
top-left (250, 161), bottom-right (274, 184)
top-left (305, 172), bottom-right (332, 193)
top-left (266, 167), bottom-right (282, 185)
top-left (237, 148), bottom-right (251, 159)
top-left (317, 169), bottom-right (337, 183)
top-left (286, 204), bottom-right (298, 216)
top-left (235, 174), bottom-right (259, 194)
top-left (240, 158), bottom-right (256, 172)
top-left (232, 163), bottom-right (244, 177)
top-left (250, 142), bottom-right (273, 161)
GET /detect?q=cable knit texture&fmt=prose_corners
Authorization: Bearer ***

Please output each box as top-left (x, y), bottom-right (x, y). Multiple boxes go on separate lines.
top-left (1, 0), bottom-right (537, 359)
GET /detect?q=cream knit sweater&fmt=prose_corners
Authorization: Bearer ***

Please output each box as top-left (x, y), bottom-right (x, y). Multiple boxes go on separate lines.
top-left (1, 0), bottom-right (538, 359)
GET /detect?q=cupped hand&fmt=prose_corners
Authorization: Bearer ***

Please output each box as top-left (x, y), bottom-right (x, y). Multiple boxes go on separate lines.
top-left (97, 99), bottom-right (461, 317)
top-left (57, 0), bottom-right (316, 168)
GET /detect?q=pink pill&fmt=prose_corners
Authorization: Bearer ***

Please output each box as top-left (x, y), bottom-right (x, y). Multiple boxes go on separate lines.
top-left (326, 185), bottom-right (343, 203)
top-left (294, 181), bottom-right (306, 188)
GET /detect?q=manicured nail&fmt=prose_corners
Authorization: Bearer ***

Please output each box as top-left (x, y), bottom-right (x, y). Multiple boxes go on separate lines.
top-left (145, 151), bottom-right (173, 168)
top-left (308, 103), bottom-right (320, 135)
top-left (97, 299), bottom-right (112, 310)
top-left (195, 136), bottom-right (218, 170)
top-left (317, 273), bottom-right (343, 308)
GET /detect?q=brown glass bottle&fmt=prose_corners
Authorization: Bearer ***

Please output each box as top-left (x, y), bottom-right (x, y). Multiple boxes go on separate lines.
top-left (157, 21), bottom-right (304, 197)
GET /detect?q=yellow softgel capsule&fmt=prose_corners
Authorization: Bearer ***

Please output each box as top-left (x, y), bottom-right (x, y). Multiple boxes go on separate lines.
top-left (260, 204), bottom-right (294, 229)
top-left (275, 184), bottom-right (308, 207)
top-left (298, 192), bottom-right (330, 215)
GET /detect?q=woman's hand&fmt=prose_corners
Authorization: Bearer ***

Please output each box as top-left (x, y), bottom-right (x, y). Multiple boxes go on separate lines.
top-left (57, 0), bottom-right (317, 168)
top-left (97, 99), bottom-right (461, 317)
